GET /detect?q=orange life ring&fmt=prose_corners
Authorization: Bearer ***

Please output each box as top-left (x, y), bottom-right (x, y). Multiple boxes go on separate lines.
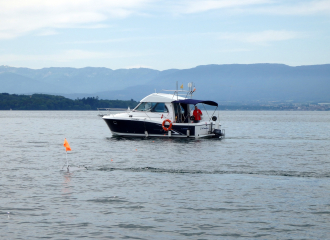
top-left (162, 119), bottom-right (172, 131)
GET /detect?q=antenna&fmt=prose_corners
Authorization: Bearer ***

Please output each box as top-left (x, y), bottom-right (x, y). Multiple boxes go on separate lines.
top-left (176, 81), bottom-right (178, 100)
top-left (187, 82), bottom-right (194, 98)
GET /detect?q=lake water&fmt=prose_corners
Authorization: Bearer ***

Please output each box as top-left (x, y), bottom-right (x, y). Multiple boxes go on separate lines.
top-left (1, 111), bottom-right (329, 239)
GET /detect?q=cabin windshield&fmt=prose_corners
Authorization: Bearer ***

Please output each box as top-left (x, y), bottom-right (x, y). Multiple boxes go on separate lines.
top-left (135, 102), bottom-right (168, 112)
top-left (151, 103), bottom-right (168, 112)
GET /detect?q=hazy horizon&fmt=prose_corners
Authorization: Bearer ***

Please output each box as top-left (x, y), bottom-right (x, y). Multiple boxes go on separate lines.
top-left (1, 62), bottom-right (330, 72)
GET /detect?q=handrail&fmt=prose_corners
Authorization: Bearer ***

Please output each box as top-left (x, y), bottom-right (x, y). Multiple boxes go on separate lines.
top-left (97, 108), bottom-right (127, 111)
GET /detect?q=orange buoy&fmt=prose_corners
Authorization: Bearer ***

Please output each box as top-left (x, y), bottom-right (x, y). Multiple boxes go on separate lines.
top-left (162, 119), bottom-right (172, 131)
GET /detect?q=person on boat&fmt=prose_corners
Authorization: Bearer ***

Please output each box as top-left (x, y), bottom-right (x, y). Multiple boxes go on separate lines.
top-left (193, 105), bottom-right (202, 123)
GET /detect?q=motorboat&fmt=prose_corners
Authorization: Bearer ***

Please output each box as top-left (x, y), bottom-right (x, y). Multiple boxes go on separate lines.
top-left (102, 86), bottom-right (225, 138)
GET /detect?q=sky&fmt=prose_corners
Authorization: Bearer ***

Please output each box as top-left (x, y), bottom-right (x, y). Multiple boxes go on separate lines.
top-left (0, 0), bottom-right (329, 70)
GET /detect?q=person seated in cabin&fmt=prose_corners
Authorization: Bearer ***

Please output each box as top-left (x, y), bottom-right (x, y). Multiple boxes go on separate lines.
top-left (193, 105), bottom-right (202, 123)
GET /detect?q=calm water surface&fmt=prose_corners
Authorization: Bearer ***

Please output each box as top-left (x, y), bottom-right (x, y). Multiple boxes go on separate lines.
top-left (0, 111), bottom-right (329, 239)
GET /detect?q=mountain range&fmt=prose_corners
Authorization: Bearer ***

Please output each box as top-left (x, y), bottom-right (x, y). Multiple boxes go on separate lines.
top-left (1, 64), bottom-right (329, 103)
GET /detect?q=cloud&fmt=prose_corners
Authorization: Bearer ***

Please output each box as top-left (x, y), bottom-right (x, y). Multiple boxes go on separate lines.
top-left (64, 38), bottom-right (133, 45)
top-left (173, 0), bottom-right (271, 14)
top-left (218, 30), bottom-right (303, 44)
top-left (218, 48), bottom-right (253, 53)
top-left (0, 0), bottom-right (150, 39)
top-left (171, 0), bottom-right (330, 15)
top-left (37, 30), bottom-right (59, 36)
top-left (0, 0), bottom-right (329, 40)
top-left (254, 0), bottom-right (330, 15)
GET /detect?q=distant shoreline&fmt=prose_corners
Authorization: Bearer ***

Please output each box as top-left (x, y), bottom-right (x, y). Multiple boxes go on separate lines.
top-left (0, 93), bottom-right (138, 111)
top-left (1, 93), bottom-right (329, 111)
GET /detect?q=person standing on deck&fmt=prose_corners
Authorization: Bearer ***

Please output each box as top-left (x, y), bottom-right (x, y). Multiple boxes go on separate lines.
top-left (193, 105), bottom-right (202, 123)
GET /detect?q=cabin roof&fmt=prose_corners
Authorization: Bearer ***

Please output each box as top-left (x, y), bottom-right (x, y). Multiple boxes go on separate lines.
top-left (140, 93), bottom-right (186, 103)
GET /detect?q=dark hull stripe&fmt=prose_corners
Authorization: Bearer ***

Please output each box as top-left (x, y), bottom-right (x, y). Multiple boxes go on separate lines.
top-left (104, 119), bottom-right (195, 136)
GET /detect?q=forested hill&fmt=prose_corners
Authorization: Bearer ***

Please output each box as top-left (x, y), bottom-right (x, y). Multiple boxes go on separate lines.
top-left (0, 93), bottom-right (138, 110)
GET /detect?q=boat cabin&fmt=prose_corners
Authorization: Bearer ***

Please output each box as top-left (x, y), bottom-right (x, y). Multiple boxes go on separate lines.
top-left (132, 93), bottom-right (192, 123)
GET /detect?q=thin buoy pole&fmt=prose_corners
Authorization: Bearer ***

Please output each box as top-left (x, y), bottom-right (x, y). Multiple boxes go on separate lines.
top-left (66, 151), bottom-right (69, 169)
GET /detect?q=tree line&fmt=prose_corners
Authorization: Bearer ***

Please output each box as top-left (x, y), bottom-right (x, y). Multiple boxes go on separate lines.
top-left (0, 93), bottom-right (138, 110)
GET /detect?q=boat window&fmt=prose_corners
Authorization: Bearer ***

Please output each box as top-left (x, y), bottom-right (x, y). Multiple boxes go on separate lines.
top-left (135, 102), bottom-right (155, 111)
top-left (151, 103), bottom-right (168, 112)
top-left (135, 102), bottom-right (169, 112)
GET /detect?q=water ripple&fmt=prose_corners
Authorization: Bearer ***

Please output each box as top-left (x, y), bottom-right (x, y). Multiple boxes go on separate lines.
top-left (96, 167), bottom-right (330, 178)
